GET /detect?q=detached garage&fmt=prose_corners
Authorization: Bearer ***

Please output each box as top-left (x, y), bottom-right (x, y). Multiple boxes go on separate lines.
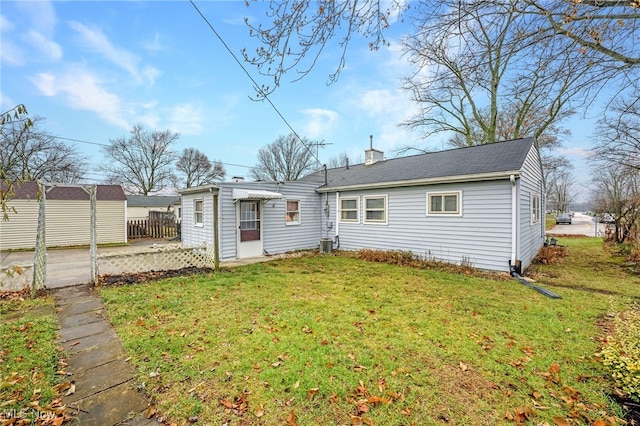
top-left (0, 181), bottom-right (127, 250)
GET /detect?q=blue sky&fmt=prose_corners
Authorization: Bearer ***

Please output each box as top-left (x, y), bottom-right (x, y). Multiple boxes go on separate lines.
top-left (1, 1), bottom-right (594, 199)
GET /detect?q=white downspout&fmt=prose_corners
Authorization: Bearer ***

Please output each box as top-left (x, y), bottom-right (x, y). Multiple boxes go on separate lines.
top-left (335, 191), bottom-right (340, 237)
top-left (510, 175), bottom-right (517, 267)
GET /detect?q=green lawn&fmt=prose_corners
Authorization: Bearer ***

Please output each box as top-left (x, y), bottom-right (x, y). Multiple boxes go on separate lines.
top-left (0, 294), bottom-right (68, 423)
top-left (97, 237), bottom-right (640, 425)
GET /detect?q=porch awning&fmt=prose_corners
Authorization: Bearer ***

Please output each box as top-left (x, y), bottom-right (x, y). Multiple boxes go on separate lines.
top-left (232, 188), bottom-right (283, 200)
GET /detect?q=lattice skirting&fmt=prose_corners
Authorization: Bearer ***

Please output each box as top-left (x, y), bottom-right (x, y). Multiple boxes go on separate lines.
top-left (98, 245), bottom-right (215, 276)
top-left (0, 264), bottom-right (34, 292)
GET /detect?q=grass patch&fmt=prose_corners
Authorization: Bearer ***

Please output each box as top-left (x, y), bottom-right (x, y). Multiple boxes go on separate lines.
top-left (0, 294), bottom-right (68, 423)
top-left (98, 238), bottom-right (640, 425)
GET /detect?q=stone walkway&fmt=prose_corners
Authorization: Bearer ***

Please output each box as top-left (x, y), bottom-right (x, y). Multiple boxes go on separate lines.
top-left (53, 285), bottom-right (154, 425)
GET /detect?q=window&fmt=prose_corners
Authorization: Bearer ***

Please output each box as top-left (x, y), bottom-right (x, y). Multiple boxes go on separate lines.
top-left (427, 191), bottom-right (461, 215)
top-left (194, 199), bottom-right (203, 226)
top-left (364, 195), bottom-right (387, 224)
top-left (531, 193), bottom-right (540, 224)
top-left (339, 197), bottom-right (359, 222)
top-left (285, 199), bottom-right (300, 225)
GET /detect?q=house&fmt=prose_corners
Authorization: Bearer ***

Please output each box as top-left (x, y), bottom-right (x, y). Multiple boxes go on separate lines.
top-left (0, 181), bottom-right (127, 250)
top-left (179, 138), bottom-right (545, 273)
top-left (126, 195), bottom-right (181, 221)
top-left (180, 181), bottom-right (323, 259)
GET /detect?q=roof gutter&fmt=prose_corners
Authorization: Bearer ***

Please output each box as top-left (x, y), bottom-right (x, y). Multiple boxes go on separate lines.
top-left (316, 170), bottom-right (522, 193)
top-left (178, 184), bottom-right (219, 195)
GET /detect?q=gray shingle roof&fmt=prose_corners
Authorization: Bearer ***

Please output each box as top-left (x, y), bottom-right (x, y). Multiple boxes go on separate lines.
top-left (126, 195), bottom-right (180, 207)
top-left (3, 181), bottom-right (126, 201)
top-left (303, 138), bottom-right (536, 190)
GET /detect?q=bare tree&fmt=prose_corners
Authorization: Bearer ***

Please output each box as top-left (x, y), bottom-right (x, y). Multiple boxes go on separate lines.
top-left (242, 1), bottom-right (638, 98)
top-left (594, 95), bottom-right (640, 170)
top-left (250, 133), bottom-right (319, 181)
top-left (591, 162), bottom-right (640, 243)
top-left (400, 1), bottom-right (596, 148)
top-left (326, 151), bottom-right (362, 168)
top-left (101, 124), bottom-right (179, 195)
top-left (544, 155), bottom-right (575, 213)
top-left (0, 116), bottom-right (86, 183)
top-left (1, 104), bottom-right (33, 220)
top-left (175, 147), bottom-right (226, 188)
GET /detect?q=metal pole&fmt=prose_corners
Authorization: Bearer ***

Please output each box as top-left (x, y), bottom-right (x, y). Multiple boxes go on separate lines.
top-left (89, 184), bottom-right (98, 285)
top-left (32, 181), bottom-right (47, 295)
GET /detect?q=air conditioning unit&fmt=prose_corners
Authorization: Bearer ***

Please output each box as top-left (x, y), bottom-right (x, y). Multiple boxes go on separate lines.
top-left (319, 238), bottom-right (333, 254)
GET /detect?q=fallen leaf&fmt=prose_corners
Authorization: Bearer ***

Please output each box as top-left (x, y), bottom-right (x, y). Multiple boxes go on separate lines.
top-left (459, 362), bottom-right (468, 371)
top-left (64, 383), bottom-right (76, 396)
top-left (307, 388), bottom-right (319, 400)
top-left (286, 410), bottom-right (297, 426)
top-left (293, 381), bottom-right (300, 389)
top-left (552, 417), bottom-right (570, 426)
top-left (145, 405), bottom-right (157, 419)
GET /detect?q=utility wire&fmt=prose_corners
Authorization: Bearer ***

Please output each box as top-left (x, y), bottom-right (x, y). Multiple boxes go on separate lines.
top-left (51, 135), bottom-right (254, 170)
top-left (188, 0), bottom-right (325, 169)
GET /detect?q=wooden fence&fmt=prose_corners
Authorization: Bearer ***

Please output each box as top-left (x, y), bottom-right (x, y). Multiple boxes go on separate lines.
top-left (127, 218), bottom-right (180, 240)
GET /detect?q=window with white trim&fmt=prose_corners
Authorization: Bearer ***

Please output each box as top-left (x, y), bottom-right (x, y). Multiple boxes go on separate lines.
top-left (194, 199), bottom-right (203, 226)
top-left (531, 193), bottom-right (540, 224)
top-left (427, 191), bottom-right (461, 215)
top-left (364, 195), bottom-right (388, 224)
top-left (285, 199), bottom-right (301, 225)
top-left (339, 197), bottom-right (359, 222)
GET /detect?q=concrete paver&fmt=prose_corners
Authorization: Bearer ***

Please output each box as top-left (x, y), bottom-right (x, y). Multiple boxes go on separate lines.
top-left (52, 284), bottom-right (152, 425)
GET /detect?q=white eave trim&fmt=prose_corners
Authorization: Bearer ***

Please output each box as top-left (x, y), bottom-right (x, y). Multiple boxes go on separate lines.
top-left (232, 188), bottom-right (283, 200)
top-left (316, 170), bottom-right (522, 193)
top-left (178, 184), bottom-right (219, 195)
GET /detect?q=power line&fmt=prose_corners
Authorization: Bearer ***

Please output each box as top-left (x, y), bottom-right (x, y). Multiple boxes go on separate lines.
top-left (51, 134), bottom-right (255, 171)
top-left (188, 0), bottom-right (325, 169)
top-left (53, 135), bottom-right (108, 147)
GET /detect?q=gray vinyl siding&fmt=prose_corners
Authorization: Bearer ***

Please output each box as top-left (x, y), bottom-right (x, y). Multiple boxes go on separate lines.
top-left (181, 182), bottom-right (323, 260)
top-left (180, 192), bottom-right (215, 249)
top-left (517, 146), bottom-right (546, 271)
top-left (217, 182), bottom-right (322, 260)
top-left (330, 181), bottom-right (514, 272)
top-left (0, 199), bottom-right (125, 250)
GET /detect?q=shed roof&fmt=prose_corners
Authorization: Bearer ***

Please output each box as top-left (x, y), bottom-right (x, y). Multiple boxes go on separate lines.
top-left (126, 195), bottom-right (180, 207)
top-left (2, 181), bottom-right (126, 201)
top-left (303, 138), bottom-right (537, 191)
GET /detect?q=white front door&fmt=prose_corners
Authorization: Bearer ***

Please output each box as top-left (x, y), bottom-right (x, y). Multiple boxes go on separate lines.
top-left (237, 200), bottom-right (263, 258)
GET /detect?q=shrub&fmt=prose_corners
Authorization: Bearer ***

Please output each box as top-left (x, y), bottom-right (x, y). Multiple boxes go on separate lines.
top-left (532, 245), bottom-right (569, 265)
top-left (599, 306), bottom-right (640, 402)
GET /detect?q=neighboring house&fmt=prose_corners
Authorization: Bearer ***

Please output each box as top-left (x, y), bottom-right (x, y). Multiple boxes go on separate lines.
top-left (126, 195), bottom-right (180, 221)
top-left (180, 138), bottom-right (545, 273)
top-left (0, 181), bottom-right (127, 250)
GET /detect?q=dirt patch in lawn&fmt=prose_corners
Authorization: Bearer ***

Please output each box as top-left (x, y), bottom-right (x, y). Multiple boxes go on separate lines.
top-left (97, 266), bottom-right (214, 286)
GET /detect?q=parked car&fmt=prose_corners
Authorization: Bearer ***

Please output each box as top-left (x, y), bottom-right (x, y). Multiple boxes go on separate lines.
top-left (556, 213), bottom-right (572, 225)
top-left (599, 213), bottom-right (614, 224)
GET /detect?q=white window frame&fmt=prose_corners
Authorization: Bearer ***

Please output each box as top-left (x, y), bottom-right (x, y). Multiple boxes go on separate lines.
top-left (194, 199), bottom-right (204, 227)
top-left (363, 194), bottom-right (388, 225)
top-left (531, 193), bottom-right (541, 224)
top-left (426, 191), bottom-right (462, 216)
top-left (285, 199), bottom-right (301, 225)
top-left (339, 196), bottom-right (360, 223)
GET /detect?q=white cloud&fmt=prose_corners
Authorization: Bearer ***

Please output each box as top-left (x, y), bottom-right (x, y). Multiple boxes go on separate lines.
top-left (68, 21), bottom-right (147, 83)
top-left (301, 108), bottom-right (339, 139)
top-left (19, 0), bottom-right (57, 35)
top-left (0, 14), bottom-right (16, 32)
top-left (25, 30), bottom-right (63, 61)
top-left (0, 40), bottom-right (24, 66)
top-left (143, 32), bottom-right (164, 54)
top-left (556, 147), bottom-right (594, 159)
top-left (31, 69), bottom-right (129, 128)
top-left (167, 103), bottom-right (203, 135)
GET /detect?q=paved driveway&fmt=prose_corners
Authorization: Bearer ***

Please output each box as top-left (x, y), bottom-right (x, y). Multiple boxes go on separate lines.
top-left (546, 212), bottom-right (606, 237)
top-left (1, 240), bottom-right (180, 289)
